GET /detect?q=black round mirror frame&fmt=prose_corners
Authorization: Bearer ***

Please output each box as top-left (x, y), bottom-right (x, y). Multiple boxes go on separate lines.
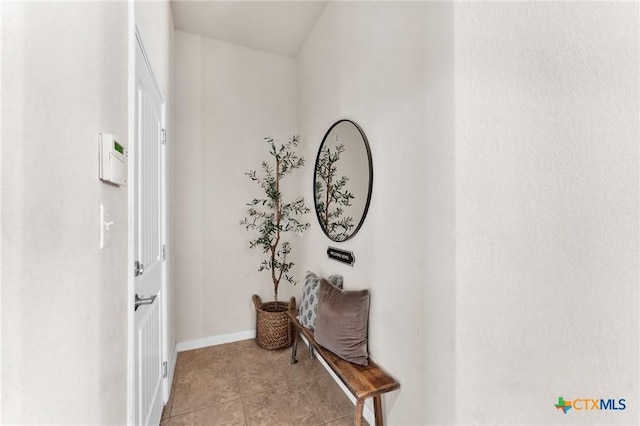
top-left (313, 119), bottom-right (373, 243)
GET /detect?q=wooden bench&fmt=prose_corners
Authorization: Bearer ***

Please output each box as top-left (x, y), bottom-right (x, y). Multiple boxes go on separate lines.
top-left (287, 309), bottom-right (400, 426)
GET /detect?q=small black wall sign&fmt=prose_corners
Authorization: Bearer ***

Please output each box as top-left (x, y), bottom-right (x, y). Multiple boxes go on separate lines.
top-left (327, 247), bottom-right (355, 266)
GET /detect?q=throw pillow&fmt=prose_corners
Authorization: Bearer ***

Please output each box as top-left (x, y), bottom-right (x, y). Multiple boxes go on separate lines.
top-left (299, 271), bottom-right (343, 330)
top-left (314, 278), bottom-right (370, 366)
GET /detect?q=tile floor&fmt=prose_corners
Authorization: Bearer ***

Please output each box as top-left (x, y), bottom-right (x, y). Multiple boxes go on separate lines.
top-left (160, 339), bottom-right (368, 426)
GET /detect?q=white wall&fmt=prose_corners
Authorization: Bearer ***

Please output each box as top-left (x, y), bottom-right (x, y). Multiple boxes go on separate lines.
top-left (455, 2), bottom-right (639, 425)
top-left (171, 31), bottom-right (298, 342)
top-left (297, 2), bottom-right (455, 424)
top-left (1, 1), bottom-right (129, 423)
top-left (1, 1), bottom-right (175, 423)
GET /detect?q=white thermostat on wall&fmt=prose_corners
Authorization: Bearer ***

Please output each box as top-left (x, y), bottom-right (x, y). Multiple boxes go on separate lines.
top-left (98, 133), bottom-right (128, 186)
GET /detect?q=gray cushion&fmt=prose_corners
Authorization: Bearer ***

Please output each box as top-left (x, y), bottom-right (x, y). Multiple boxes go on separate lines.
top-left (299, 271), bottom-right (343, 330)
top-left (314, 278), bottom-right (369, 366)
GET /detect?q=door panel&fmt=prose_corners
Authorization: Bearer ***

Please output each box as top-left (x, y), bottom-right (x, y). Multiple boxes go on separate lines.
top-left (137, 87), bottom-right (161, 268)
top-left (134, 35), bottom-right (165, 426)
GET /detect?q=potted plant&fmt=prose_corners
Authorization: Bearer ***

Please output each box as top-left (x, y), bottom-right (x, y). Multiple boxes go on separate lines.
top-left (240, 135), bottom-right (310, 349)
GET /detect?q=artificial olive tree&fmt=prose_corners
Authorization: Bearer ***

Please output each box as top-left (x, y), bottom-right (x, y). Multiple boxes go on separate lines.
top-left (241, 136), bottom-right (310, 301)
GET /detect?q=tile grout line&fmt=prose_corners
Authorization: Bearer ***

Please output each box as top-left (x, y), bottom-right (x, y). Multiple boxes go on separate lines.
top-left (231, 352), bottom-right (250, 426)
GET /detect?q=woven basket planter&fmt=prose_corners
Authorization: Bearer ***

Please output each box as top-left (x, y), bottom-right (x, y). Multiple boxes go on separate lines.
top-left (253, 295), bottom-right (296, 350)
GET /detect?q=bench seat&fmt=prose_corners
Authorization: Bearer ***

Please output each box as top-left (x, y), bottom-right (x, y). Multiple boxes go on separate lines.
top-left (287, 309), bottom-right (399, 426)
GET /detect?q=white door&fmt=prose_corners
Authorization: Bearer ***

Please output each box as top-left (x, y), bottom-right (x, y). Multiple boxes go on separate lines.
top-left (133, 34), bottom-right (166, 426)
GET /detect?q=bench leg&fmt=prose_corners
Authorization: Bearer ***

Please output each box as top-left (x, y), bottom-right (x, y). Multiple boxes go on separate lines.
top-left (354, 400), bottom-right (365, 426)
top-left (290, 329), bottom-right (298, 364)
top-left (374, 395), bottom-right (383, 426)
top-left (309, 345), bottom-right (315, 360)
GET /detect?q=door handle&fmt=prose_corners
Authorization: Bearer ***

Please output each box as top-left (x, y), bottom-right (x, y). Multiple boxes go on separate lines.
top-left (135, 294), bottom-right (157, 311)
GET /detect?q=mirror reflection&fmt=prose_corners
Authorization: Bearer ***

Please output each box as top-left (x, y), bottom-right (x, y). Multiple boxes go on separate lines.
top-left (314, 120), bottom-right (372, 242)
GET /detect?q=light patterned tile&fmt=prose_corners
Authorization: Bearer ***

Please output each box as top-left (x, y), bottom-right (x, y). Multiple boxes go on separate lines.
top-left (303, 374), bottom-right (354, 423)
top-left (176, 345), bottom-right (236, 377)
top-left (168, 399), bottom-right (246, 426)
top-left (232, 339), bottom-right (282, 366)
top-left (175, 362), bottom-right (236, 387)
top-left (171, 367), bottom-right (240, 416)
top-left (282, 356), bottom-right (326, 384)
top-left (243, 385), bottom-right (321, 426)
top-left (323, 414), bottom-right (370, 426)
top-left (168, 339), bottom-right (358, 426)
top-left (236, 358), bottom-right (289, 396)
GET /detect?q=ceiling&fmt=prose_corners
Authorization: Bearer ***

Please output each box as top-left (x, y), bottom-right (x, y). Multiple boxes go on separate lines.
top-left (171, 1), bottom-right (328, 58)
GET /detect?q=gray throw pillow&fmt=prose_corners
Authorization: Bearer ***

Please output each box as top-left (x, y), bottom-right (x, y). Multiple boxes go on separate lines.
top-left (299, 271), bottom-right (343, 330)
top-left (314, 278), bottom-right (369, 366)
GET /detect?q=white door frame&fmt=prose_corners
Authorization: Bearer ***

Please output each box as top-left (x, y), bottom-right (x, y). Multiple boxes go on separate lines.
top-left (127, 19), bottom-right (169, 425)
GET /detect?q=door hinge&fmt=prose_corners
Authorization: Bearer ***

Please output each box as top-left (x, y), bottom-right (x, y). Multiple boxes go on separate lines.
top-left (162, 244), bottom-right (167, 261)
top-left (134, 260), bottom-right (144, 277)
top-left (162, 361), bottom-right (168, 379)
top-left (161, 128), bottom-right (167, 145)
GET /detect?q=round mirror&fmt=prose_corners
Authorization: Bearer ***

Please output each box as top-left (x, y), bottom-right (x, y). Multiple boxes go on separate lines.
top-left (314, 119), bottom-right (373, 242)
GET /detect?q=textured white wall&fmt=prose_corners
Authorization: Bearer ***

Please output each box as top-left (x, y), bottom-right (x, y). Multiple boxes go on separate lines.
top-left (171, 31), bottom-right (298, 342)
top-left (455, 2), bottom-right (639, 425)
top-left (297, 2), bottom-right (455, 424)
top-left (1, 1), bottom-right (129, 423)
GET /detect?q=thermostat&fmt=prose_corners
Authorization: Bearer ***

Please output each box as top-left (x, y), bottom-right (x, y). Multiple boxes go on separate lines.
top-left (98, 133), bottom-right (128, 186)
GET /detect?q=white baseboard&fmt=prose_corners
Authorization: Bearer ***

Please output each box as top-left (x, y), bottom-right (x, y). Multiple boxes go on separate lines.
top-left (165, 347), bottom-right (176, 403)
top-left (171, 330), bottom-right (375, 425)
top-left (175, 329), bottom-right (256, 353)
